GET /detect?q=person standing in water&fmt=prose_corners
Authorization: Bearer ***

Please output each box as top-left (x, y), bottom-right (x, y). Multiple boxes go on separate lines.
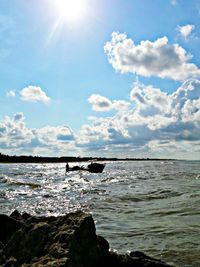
top-left (66, 162), bottom-right (69, 172)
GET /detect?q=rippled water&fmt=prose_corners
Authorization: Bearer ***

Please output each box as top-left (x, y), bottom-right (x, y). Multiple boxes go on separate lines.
top-left (0, 160), bottom-right (200, 266)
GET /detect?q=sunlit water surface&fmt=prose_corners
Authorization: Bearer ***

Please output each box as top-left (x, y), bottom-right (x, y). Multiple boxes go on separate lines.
top-left (0, 160), bottom-right (200, 267)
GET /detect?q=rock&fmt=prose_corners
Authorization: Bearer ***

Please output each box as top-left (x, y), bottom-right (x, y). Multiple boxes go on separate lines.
top-left (106, 251), bottom-right (173, 267)
top-left (68, 214), bottom-right (109, 267)
top-left (0, 214), bottom-right (23, 244)
top-left (2, 256), bottom-right (18, 267)
top-left (0, 210), bottom-right (175, 267)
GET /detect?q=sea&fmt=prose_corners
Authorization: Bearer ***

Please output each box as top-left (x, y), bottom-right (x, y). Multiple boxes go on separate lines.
top-left (0, 160), bottom-right (200, 267)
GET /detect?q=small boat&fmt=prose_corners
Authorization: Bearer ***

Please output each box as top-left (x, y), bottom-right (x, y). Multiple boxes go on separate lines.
top-left (66, 162), bottom-right (105, 173)
top-left (87, 162), bottom-right (105, 173)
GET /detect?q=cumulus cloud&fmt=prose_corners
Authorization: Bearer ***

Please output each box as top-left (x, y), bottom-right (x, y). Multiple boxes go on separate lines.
top-left (177, 24), bottom-right (195, 39)
top-left (104, 32), bottom-right (200, 81)
top-left (77, 79), bottom-right (200, 158)
top-left (130, 82), bottom-right (171, 116)
top-left (0, 113), bottom-right (33, 148)
top-left (2, 80), bottom-right (200, 158)
top-left (34, 125), bottom-right (75, 146)
top-left (0, 113), bottom-right (76, 155)
top-left (20, 86), bottom-right (51, 103)
top-left (88, 94), bottom-right (112, 111)
top-left (6, 90), bottom-right (16, 97)
top-left (14, 113), bottom-right (25, 122)
top-left (128, 79), bottom-right (200, 133)
top-left (171, 79), bottom-right (200, 122)
top-left (112, 100), bottom-right (130, 111)
top-left (88, 93), bottom-right (130, 112)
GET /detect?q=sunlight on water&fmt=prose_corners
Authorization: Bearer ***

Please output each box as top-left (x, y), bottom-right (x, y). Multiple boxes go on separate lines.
top-left (0, 160), bottom-right (200, 266)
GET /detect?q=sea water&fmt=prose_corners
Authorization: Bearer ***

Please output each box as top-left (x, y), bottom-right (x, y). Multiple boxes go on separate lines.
top-left (0, 160), bottom-right (200, 266)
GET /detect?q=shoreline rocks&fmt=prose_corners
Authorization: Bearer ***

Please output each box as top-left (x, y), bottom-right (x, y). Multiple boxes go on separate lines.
top-left (0, 210), bottom-right (175, 267)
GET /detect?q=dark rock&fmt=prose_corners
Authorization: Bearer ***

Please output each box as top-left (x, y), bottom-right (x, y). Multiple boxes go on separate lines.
top-left (10, 210), bottom-right (23, 221)
top-left (68, 214), bottom-right (109, 267)
top-left (2, 256), bottom-right (18, 267)
top-left (0, 241), bottom-right (4, 249)
top-left (0, 214), bottom-right (23, 244)
top-left (0, 210), bottom-right (175, 267)
top-left (4, 222), bottom-right (50, 263)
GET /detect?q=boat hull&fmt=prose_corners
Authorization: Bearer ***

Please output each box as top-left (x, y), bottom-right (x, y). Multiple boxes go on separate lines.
top-left (66, 163), bottom-right (105, 173)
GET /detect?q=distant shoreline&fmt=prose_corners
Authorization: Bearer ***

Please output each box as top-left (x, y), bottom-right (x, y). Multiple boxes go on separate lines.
top-left (0, 153), bottom-right (174, 163)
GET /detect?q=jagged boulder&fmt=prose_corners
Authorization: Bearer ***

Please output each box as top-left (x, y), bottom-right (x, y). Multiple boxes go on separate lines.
top-left (0, 210), bottom-right (175, 267)
top-left (0, 214), bottom-right (23, 245)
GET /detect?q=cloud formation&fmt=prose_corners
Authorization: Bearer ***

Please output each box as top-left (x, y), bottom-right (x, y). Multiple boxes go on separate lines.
top-left (88, 94), bottom-right (112, 111)
top-left (0, 113), bottom-right (76, 156)
top-left (77, 79), bottom-right (200, 158)
top-left (6, 90), bottom-right (16, 97)
top-left (88, 94), bottom-right (130, 112)
top-left (20, 86), bottom-right (51, 103)
top-left (0, 113), bottom-right (33, 149)
top-left (177, 24), bottom-right (195, 39)
top-left (104, 32), bottom-right (200, 81)
top-left (34, 125), bottom-right (75, 146)
top-left (1, 79), bottom-right (200, 158)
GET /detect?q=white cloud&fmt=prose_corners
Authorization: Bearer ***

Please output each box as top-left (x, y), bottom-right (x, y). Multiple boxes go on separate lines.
top-left (77, 123), bottom-right (110, 146)
top-left (177, 24), bottom-right (195, 39)
top-left (171, 79), bottom-right (200, 122)
top-left (6, 90), bottom-right (16, 97)
top-left (130, 82), bottom-right (171, 115)
top-left (112, 100), bottom-right (130, 111)
top-left (77, 79), bottom-right (200, 159)
top-left (0, 113), bottom-right (76, 156)
top-left (34, 125), bottom-right (75, 146)
top-left (88, 93), bottom-right (130, 112)
top-left (14, 112), bottom-right (25, 122)
top-left (30, 125), bottom-right (76, 156)
top-left (0, 113), bottom-right (33, 148)
top-left (128, 79), bottom-right (200, 131)
top-left (104, 32), bottom-right (200, 81)
top-left (88, 94), bottom-right (112, 111)
top-left (20, 86), bottom-right (51, 103)
top-left (2, 79), bottom-right (200, 159)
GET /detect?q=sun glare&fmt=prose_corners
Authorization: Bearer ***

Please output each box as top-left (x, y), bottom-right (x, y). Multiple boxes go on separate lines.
top-left (54, 0), bottom-right (86, 22)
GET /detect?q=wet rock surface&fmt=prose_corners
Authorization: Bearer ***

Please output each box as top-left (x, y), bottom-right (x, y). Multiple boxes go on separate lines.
top-left (0, 210), bottom-right (175, 267)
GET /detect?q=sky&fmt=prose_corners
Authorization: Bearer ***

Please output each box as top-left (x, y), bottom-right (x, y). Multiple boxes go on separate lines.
top-left (0, 0), bottom-right (200, 159)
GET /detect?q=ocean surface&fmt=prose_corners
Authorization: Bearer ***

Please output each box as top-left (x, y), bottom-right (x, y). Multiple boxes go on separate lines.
top-left (0, 160), bottom-right (200, 266)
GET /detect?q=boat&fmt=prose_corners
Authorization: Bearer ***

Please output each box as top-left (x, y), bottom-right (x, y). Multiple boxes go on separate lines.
top-left (66, 162), bottom-right (105, 173)
top-left (87, 162), bottom-right (105, 173)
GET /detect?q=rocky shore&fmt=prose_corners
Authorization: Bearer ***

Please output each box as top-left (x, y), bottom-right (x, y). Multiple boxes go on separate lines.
top-left (0, 210), bottom-right (175, 267)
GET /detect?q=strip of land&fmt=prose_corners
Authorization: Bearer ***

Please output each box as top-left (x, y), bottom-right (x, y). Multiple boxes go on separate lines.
top-left (0, 152), bottom-right (172, 163)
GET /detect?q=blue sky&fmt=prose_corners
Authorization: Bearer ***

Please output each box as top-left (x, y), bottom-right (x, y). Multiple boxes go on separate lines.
top-left (1, 0), bottom-right (200, 159)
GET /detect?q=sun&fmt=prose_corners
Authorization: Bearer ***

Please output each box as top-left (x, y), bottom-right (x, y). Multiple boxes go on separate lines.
top-left (54, 0), bottom-right (86, 22)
